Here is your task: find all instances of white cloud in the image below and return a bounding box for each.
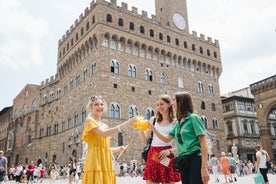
[0,0,48,71]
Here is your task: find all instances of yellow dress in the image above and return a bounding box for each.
[82,117,116,184]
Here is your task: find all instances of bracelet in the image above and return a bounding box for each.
[116,125,122,133]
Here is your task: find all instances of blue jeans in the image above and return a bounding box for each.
[179,155,202,184]
[0,171,5,182]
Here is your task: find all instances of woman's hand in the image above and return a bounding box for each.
[158,149,171,161]
[201,168,210,184]
[118,146,127,153]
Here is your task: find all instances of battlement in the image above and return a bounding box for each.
[191,31,219,47]
[40,73,59,88]
[58,0,156,46]
[58,0,219,48]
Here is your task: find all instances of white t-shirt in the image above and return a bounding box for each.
[256,150,268,169]
[151,122,174,147]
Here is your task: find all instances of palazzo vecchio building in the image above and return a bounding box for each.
[2,0,225,166]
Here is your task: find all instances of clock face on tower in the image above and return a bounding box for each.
[173,13,186,30]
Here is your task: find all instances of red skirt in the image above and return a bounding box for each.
[143,146,181,183]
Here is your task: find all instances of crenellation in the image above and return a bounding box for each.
[215,39,219,47]
[79,13,84,21]
[66,30,69,37]
[192,31,197,37]
[121,2,127,10]
[41,81,44,86]
[70,25,74,32]
[200,34,205,40]
[132,6,138,14]
[110,0,117,5]
[142,10,148,18]
[90,1,95,9]
[151,14,156,21]
[62,35,65,41]
[84,7,89,16]
[74,19,79,28]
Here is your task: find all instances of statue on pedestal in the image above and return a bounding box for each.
[231,143,239,161]
[82,141,88,160]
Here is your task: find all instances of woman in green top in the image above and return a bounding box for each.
[149,91,209,184]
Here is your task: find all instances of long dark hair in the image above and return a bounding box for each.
[156,94,174,123]
[174,91,194,122]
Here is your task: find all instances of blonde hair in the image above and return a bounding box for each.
[86,95,106,116]
[255,145,265,155]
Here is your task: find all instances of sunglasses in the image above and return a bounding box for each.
[90,95,103,100]
[177,131,183,144]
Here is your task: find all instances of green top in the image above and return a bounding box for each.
[169,113,205,156]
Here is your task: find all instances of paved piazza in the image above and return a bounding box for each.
[2,174,276,184]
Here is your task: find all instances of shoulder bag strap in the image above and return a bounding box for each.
[148,117,156,145]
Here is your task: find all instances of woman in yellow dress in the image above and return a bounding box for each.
[81,95,136,184]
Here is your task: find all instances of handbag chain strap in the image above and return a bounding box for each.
[148,117,156,145]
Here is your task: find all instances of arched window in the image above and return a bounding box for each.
[43,94,47,104]
[14,108,18,119]
[82,108,86,124]
[211,103,216,111]
[214,51,217,58]
[57,88,62,99]
[70,79,74,90]
[129,22,134,30]
[22,104,27,116]
[140,26,145,34]
[178,77,183,88]
[128,64,136,78]
[150,29,154,37]
[159,33,163,40]
[68,117,72,129]
[110,59,119,74]
[110,103,120,118]
[83,68,87,81]
[81,27,84,36]
[49,91,54,101]
[167,35,171,43]
[92,63,96,75]
[175,38,179,46]
[106,14,112,22]
[76,74,80,86]
[197,81,204,93]
[31,100,36,112]
[160,73,166,84]
[145,69,153,81]
[184,41,188,49]
[144,108,155,120]
[118,18,123,26]
[86,22,90,30]
[129,106,139,118]
[201,116,208,129]
[212,118,218,130]
[208,84,215,96]
[62,120,65,131]
[200,46,203,54]
[192,44,196,51]
[74,113,78,126]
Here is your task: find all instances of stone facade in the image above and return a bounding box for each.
[222,86,276,161]
[0,106,12,152]
[5,0,225,167]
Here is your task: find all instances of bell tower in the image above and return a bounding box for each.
[155,0,189,33]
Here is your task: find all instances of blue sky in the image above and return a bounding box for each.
[0,0,276,110]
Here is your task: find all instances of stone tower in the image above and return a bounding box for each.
[155,0,189,32]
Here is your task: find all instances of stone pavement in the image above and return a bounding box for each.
[2,173,276,183]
